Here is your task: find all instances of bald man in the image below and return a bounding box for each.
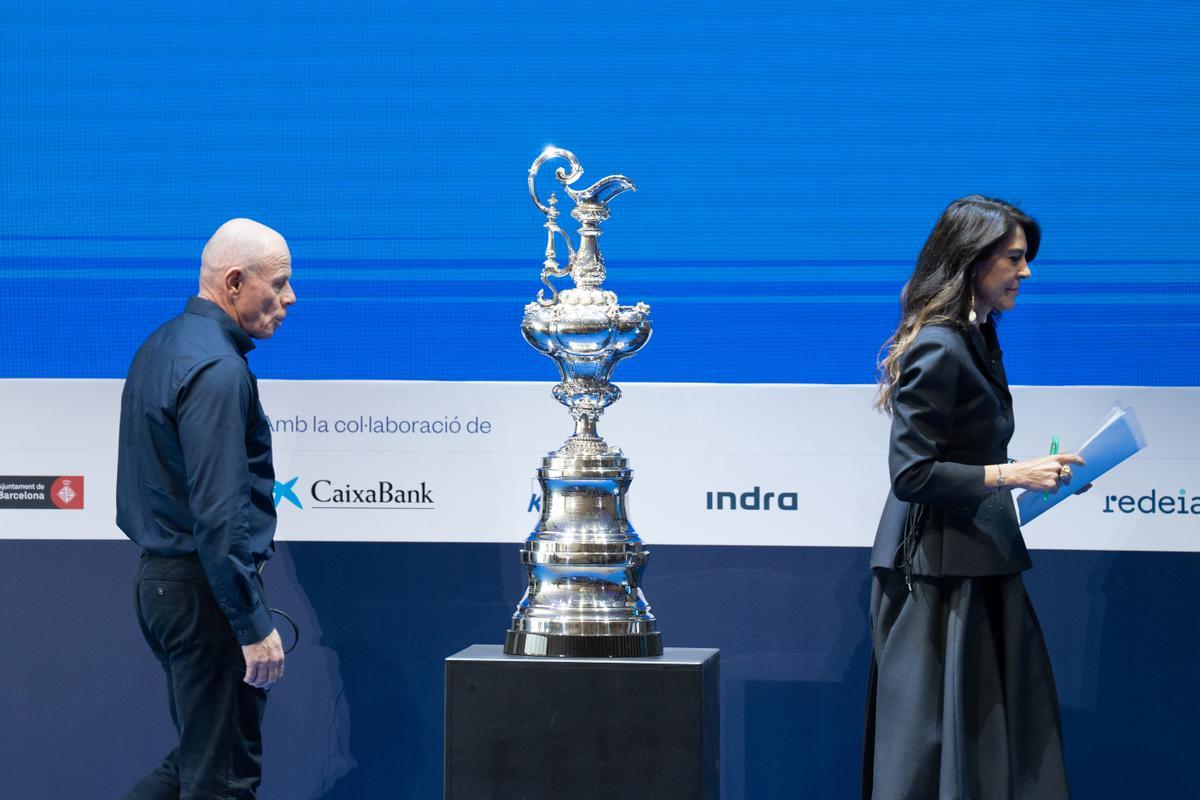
[117,219,296,799]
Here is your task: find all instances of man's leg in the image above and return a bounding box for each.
[124,555,181,800]
[124,750,182,800]
[169,612,268,799]
[129,554,268,800]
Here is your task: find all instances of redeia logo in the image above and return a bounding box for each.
[1102,489,1200,515]
[706,486,798,511]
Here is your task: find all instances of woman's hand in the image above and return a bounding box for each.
[1004,454,1086,493]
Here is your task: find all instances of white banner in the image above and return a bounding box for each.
[0,379,1196,551]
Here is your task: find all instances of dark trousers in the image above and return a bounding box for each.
[125,552,268,800]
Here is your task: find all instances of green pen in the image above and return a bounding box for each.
[1043,435,1059,500]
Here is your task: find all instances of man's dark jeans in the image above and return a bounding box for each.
[124,553,268,800]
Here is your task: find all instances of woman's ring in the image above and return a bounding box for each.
[1059,465,1072,481]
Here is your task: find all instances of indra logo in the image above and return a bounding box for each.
[1102,489,1200,516]
[706,486,798,511]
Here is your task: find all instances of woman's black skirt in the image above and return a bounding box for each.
[863,570,1070,800]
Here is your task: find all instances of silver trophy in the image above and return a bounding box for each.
[503,147,663,657]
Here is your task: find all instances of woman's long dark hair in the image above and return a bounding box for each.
[875,195,1040,414]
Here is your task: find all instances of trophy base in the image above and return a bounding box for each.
[504,629,663,658]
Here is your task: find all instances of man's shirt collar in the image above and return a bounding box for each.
[184,296,255,355]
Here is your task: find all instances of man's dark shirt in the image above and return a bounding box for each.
[117,296,276,645]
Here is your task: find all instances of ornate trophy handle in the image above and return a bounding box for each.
[530,148,586,306]
[528,147,584,215]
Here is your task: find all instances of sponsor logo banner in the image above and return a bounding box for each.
[304,478,434,509]
[0,379,1196,551]
[0,475,84,509]
[1102,489,1200,516]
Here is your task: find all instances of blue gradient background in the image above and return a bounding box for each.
[2,3,1198,799]
[2,2,1197,385]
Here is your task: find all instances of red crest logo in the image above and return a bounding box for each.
[50,476,84,510]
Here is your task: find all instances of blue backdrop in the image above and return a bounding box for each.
[1,3,1198,798]
[2,2,1197,385]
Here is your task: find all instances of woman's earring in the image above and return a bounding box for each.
[968,294,977,325]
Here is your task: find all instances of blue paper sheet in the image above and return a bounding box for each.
[1017,405,1149,525]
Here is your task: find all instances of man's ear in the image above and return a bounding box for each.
[224,267,245,296]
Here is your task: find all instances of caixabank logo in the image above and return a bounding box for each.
[274,476,434,510]
[0,475,85,510]
[1102,488,1200,516]
[706,486,799,511]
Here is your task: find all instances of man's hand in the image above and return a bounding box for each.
[241,629,285,689]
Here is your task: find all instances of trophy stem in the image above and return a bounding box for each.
[576,414,595,437]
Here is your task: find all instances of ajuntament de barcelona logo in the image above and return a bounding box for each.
[0,475,85,509]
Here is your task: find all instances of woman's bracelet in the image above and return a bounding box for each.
[996,463,1006,491]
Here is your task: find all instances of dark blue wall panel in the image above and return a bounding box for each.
[1,541,1196,799]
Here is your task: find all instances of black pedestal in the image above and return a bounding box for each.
[444,644,719,800]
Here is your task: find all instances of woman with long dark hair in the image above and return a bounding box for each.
[863,196,1082,799]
